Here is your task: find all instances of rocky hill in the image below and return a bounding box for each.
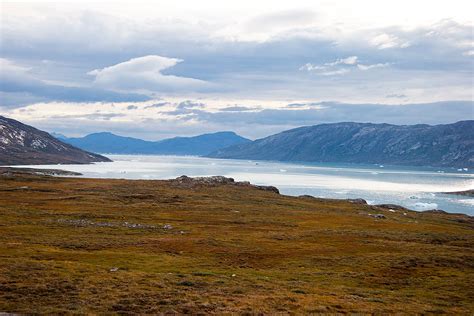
[0,116,111,165]
[208,121,474,168]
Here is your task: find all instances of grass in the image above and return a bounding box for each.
[0,172,473,314]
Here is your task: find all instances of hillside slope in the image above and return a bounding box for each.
[0,116,111,165]
[60,131,251,155]
[208,121,474,168]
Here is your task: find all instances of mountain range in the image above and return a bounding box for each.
[57,131,251,156]
[208,121,474,168]
[2,116,472,168]
[0,116,110,165]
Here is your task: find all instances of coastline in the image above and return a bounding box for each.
[1,166,471,217]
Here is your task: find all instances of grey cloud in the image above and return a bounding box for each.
[175,101,474,128]
[286,102,324,108]
[219,106,258,112]
[15,100,473,141]
[0,60,150,108]
[386,94,408,99]
[177,100,205,109]
[1,11,472,107]
[49,113,126,121]
[144,102,170,109]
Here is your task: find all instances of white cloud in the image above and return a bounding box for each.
[329,56,358,66]
[463,50,474,56]
[370,33,411,49]
[300,56,389,76]
[88,55,208,93]
[357,63,390,70]
[319,69,351,76]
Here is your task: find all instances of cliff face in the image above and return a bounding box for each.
[0,116,111,165]
[209,121,474,168]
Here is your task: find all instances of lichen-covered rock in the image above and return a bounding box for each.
[169,175,279,194]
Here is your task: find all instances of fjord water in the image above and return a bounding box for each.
[19,155,474,215]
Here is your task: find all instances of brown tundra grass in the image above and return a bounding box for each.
[0,171,473,314]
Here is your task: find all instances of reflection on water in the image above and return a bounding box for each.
[13,155,474,215]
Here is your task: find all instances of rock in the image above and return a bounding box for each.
[375,204,409,211]
[369,213,386,219]
[298,195,317,199]
[169,175,279,194]
[109,267,119,272]
[255,185,280,194]
[347,198,367,204]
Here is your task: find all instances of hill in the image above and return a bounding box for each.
[59,131,251,155]
[208,121,474,168]
[0,116,111,165]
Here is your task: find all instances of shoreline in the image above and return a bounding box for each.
[2,166,471,217]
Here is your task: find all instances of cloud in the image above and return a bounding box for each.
[370,33,411,49]
[176,100,205,109]
[175,101,474,133]
[235,10,318,41]
[357,63,390,70]
[300,56,390,76]
[0,58,150,108]
[88,55,208,93]
[144,102,170,109]
[1,7,473,106]
[219,106,258,112]
[386,93,408,99]
[328,56,358,66]
[5,99,472,140]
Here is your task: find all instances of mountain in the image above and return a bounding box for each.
[59,131,251,156]
[208,121,474,168]
[0,116,111,165]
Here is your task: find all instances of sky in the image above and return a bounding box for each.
[0,0,473,139]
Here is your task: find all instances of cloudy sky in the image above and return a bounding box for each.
[1,0,473,139]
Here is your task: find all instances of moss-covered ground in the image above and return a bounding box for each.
[0,172,473,314]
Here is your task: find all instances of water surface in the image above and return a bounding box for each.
[14,155,474,215]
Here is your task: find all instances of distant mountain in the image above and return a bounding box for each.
[59,131,251,156]
[208,121,474,168]
[0,116,111,165]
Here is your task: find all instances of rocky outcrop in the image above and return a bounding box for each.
[0,116,111,165]
[169,175,280,194]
